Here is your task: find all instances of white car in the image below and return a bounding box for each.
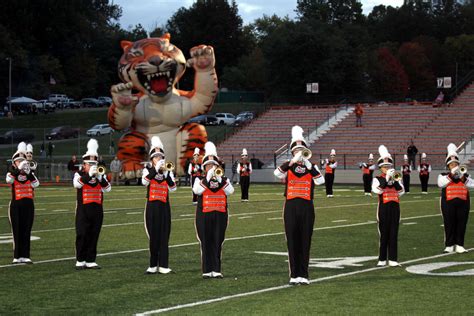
[215,113,236,125]
[86,124,113,136]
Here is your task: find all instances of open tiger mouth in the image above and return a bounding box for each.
[137,70,175,96]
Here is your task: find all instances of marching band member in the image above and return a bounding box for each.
[73,139,111,270]
[6,142,39,264]
[359,153,375,196]
[142,136,177,274]
[417,153,431,194]
[193,142,234,278]
[372,145,404,267]
[274,126,324,285]
[401,154,412,194]
[322,149,337,197]
[438,143,474,254]
[237,148,252,201]
[188,148,202,205]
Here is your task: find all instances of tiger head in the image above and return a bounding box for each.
[118,33,186,101]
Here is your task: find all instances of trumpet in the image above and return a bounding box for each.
[162,161,175,172]
[392,171,402,182]
[28,160,37,171]
[459,165,467,175]
[214,166,224,177]
[97,165,107,176]
[301,148,312,160]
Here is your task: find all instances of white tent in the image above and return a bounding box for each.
[10,96,38,103]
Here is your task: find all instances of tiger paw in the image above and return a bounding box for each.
[111,82,139,109]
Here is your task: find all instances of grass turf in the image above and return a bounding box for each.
[0,184,473,314]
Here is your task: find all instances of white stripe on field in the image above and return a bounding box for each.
[238,216,253,219]
[267,217,282,221]
[402,222,417,225]
[134,249,472,315]
[332,220,347,223]
[126,212,142,215]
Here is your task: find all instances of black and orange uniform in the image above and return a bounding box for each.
[438,172,474,248]
[360,163,375,194]
[372,175,405,262]
[194,176,232,274]
[6,167,39,261]
[142,167,176,269]
[275,161,324,279]
[73,171,111,264]
[418,162,431,193]
[401,163,412,193]
[237,160,252,200]
[188,161,202,203]
[324,159,337,196]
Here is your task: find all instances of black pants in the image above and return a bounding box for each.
[195,209,228,273]
[420,175,429,192]
[145,201,171,268]
[240,176,250,200]
[363,174,372,193]
[284,199,315,278]
[9,199,35,259]
[192,176,198,202]
[403,174,410,193]
[75,204,103,262]
[377,202,400,261]
[325,173,334,195]
[441,198,470,247]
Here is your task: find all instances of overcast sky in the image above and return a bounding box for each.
[114,0,404,31]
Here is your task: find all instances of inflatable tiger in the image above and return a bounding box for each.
[108,33,217,178]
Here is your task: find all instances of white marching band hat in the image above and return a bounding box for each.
[26,143,33,154]
[330,149,336,157]
[377,145,393,167]
[82,139,99,162]
[445,143,459,165]
[193,147,200,156]
[290,126,308,152]
[202,142,219,167]
[368,153,374,161]
[12,142,27,162]
[241,148,248,156]
[421,153,427,159]
[404,154,408,160]
[149,136,165,158]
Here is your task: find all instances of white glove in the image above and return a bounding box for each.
[303,158,312,170]
[291,151,302,164]
[168,171,175,182]
[450,166,460,175]
[206,167,215,182]
[155,160,165,172]
[216,175,222,183]
[97,174,103,181]
[387,180,394,186]
[163,170,169,178]
[387,168,396,179]
[142,168,149,178]
[89,165,98,177]
[18,161,30,174]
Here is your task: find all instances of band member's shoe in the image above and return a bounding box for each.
[192,202,198,205]
[146,267,157,274]
[20,258,33,264]
[202,272,212,279]
[289,278,299,285]
[455,245,468,253]
[75,261,86,270]
[212,272,223,278]
[85,262,101,269]
[421,192,428,194]
[298,277,310,285]
[12,258,21,264]
[242,199,249,202]
[443,246,454,253]
[388,261,401,267]
[376,260,386,267]
[327,195,334,198]
[158,267,172,274]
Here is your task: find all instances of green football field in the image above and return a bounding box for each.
[0,183,473,315]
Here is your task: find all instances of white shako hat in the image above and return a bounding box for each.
[330,149,336,157]
[368,153,374,161]
[149,136,165,158]
[12,142,27,162]
[289,126,308,152]
[421,153,427,160]
[404,154,408,161]
[82,139,99,163]
[377,145,393,167]
[193,147,200,157]
[26,143,33,154]
[445,143,459,165]
[202,142,220,167]
[241,148,248,157]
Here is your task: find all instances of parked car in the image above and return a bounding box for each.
[215,113,236,125]
[205,114,218,126]
[0,129,34,144]
[48,94,68,103]
[34,100,56,112]
[98,96,112,107]
[187,114,218,126]
[62,99,82,109]
[81,98,101,107]
[86,124,113,136]
[233,111,255,126]
[46,126,80,140]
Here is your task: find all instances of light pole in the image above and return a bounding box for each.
[6,57,12,113]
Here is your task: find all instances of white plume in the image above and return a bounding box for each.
[151,136,163,150]
[378,145,390,158]
[330,149,336,156]
[193,147,200,155]
[26,143,33,153]
[291,126,304,141]
[87,139,99,152]
[421,153,427,159]
[404,154,408,160]
[242,148,248,156]
[17,142,27,153]
[204,141,218,157]
[447,143,457,156]
[368,153,374,160]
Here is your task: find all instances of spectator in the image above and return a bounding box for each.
[231,160,238,184]
[355,103,364,127]
[98,156,106,167]
[47,142,54,158]
[40,142,45,157]
[435,91,444,106]
[67,155,80,179]
[407,140,418,169]
[109,140,115,155]
[109,156,122,185]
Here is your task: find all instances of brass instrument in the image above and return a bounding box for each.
[392,171,402,182]
[163,161,175,172]
[301,148,312,160]
[97,165,107,176]
[28,160,37,171]
[214,166,224,177]
[459,165,467,175]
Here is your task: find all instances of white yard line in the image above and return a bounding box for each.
[402,222,417,225]
[267,217,282,221]
[238,216,253,219]
[332,220,347,223]
[134,249,472,315]
[126,212,142,215]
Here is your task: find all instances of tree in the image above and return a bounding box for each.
[398,42,435,97]
[296,0,364,25]
[370,47,409,99]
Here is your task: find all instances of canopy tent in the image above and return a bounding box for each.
[10,96,38,103]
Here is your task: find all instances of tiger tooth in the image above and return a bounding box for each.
[147,75,151,80]
[166,71,170,77]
